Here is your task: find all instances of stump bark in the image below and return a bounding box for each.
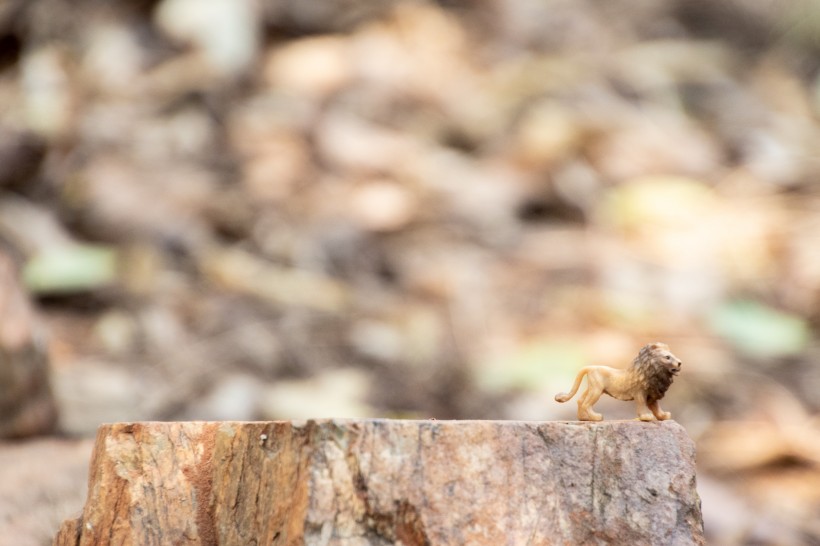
[54,419,704,546]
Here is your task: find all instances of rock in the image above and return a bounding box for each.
[0,251,57,438]
[198,247,351,313]
[0,437,92,546]
[264,36,353,100]
[21,45,75,139]
[259,368,374,420]
[347,180,417,232]
[50,358,145,436]
[155,0,261,75]
[0,129,46,190]
[262,0,406,34]
[54,419,704,545]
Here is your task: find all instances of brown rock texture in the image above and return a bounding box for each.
[54,419,704,546]
[0,437,93,546]
[0,251,57,438]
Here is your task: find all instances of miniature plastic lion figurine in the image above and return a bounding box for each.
[554,342,682,421]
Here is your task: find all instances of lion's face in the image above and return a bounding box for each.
[651,343,682,375]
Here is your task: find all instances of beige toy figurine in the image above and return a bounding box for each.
[554,342,682,421]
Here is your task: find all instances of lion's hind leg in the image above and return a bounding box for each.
[577,384,604,421]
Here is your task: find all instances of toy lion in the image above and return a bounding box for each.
[554,342,682,421]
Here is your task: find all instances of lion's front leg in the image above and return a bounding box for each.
[634,394,655,421]
[648,399,671,420]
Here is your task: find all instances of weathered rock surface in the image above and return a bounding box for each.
[0,437,93,546]
[54,419,704,545]
[0,251,57,438]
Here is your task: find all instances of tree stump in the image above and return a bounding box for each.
[54,419,704,545]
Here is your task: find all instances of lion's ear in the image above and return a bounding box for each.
[650,342,667,349]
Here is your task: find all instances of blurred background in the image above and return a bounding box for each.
[1,0,819,544]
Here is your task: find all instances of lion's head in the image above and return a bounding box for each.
[631,342,682,403]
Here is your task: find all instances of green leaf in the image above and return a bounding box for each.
[24,244,118,294]
[708,300,809,358]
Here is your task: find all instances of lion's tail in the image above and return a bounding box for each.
[554,368,591,403]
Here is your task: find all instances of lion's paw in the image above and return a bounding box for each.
[578,412,603,421]
[656,411,672,420]
[638,413,656,422]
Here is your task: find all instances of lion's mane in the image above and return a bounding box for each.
[632,342,677,404]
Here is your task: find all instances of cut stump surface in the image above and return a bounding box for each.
[54,419,704,545]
